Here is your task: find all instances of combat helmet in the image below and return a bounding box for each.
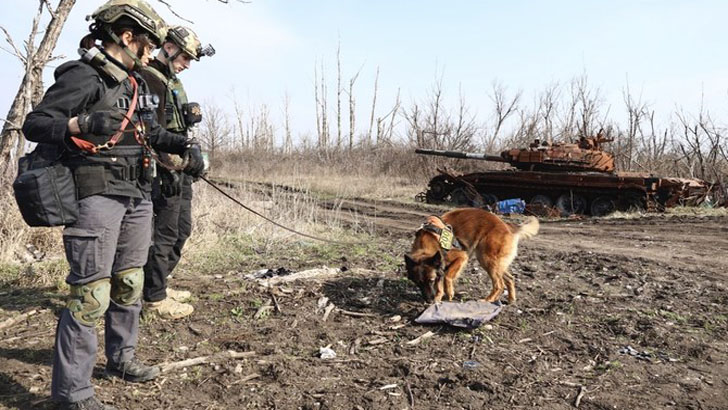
[166,26,215,61]
[90,0,167,45]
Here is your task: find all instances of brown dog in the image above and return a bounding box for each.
[404,208,539,303]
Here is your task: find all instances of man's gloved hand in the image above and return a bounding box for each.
[160,169,181,197]
[78,110,125,135]
[183,143,205,178]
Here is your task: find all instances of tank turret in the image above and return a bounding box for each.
[416,135,616,173]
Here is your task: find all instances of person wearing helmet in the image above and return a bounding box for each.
[21,1,204,409]
[140,26,214,320]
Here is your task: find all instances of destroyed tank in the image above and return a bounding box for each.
[416,135,709,216]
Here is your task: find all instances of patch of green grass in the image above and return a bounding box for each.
[230,306,246,318]
[659,309,687,324]
[208,293,224,302]
[249,298,263,308]
[594,360,622,373]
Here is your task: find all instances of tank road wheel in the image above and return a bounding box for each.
[481,193,498,206]
[425,176,451,203]
[528,195,553,216]
[449,188,475,207]
[556,192,587,216]
[530,195,553,208]
[590,196,617,217]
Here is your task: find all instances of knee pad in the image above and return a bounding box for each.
[111,267,144,305]
[67,278,111,327]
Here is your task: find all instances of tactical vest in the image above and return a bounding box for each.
[64,56,153,199]
[142,65,189,133]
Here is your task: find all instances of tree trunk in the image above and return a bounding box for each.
[0,0,77,181]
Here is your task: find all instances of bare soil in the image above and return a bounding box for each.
[1,194,727,410]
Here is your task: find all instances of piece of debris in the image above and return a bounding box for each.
[462,360,480,369]
[254,267,340,286]
[317,297,330,311]
[389,315,402,322]
[246,267,293,280]
[319,346,337,359]
[379,384,398,390]
[415,301,502,328]
[619,345,653,361]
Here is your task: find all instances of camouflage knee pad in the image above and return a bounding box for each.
[111,267,144,305]
[67,278,111,327]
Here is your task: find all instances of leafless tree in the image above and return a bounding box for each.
[198,103,232,163]
[0,0,76,181]
[283,92,292,154]
[484,81,521,151]
[347,67,362,151]
[367,67,379,146]
[336,39,342,149]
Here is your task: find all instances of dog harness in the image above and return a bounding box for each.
[419,215,462,251]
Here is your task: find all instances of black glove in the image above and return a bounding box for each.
[78,110,125,135]
[183,143,205,178]
[160,169,181,197]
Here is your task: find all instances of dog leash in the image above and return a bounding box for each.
[200,176,368,245]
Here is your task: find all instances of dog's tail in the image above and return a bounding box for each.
[515,216,539,240]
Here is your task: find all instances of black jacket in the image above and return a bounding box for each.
[23,57,190,199]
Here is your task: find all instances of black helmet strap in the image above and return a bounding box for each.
[104,25,144,71]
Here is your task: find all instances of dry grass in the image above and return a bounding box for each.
[212,147,437,202]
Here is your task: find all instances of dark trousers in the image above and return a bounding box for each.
[143,177,192,302]
[52,195,151,403]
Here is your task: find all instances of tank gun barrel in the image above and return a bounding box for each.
[415,148,507,163]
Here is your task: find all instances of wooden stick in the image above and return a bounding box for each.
[0,309,45,331]
[337,308,377,318]
[574,386,585,408]
[227,373,261,387]
[406,381,415,408]
[406,331,435,346]
[269,290,282,314]
[322,304,335,322]
[160,350,255,373]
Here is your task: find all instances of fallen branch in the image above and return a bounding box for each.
[159,350,255,373]
[0,309,46,331]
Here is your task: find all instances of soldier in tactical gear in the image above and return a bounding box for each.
[140,26,213,320]
[21,1,204,409]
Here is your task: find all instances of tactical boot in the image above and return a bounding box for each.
[58,396,117,410]
[105,356,160,382]
[166,287,192,302]
[144,297,194,320]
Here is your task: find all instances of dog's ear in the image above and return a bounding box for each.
[424,251,442,268]
[404,254,415,271]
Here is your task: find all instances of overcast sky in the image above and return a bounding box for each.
[1,0,726,144]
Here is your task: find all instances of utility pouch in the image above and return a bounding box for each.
[182,102,202,126]
[13,144,78,227]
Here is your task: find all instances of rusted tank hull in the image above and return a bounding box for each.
[420,169,708,216]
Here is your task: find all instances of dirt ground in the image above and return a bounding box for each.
[1,196,727,409]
